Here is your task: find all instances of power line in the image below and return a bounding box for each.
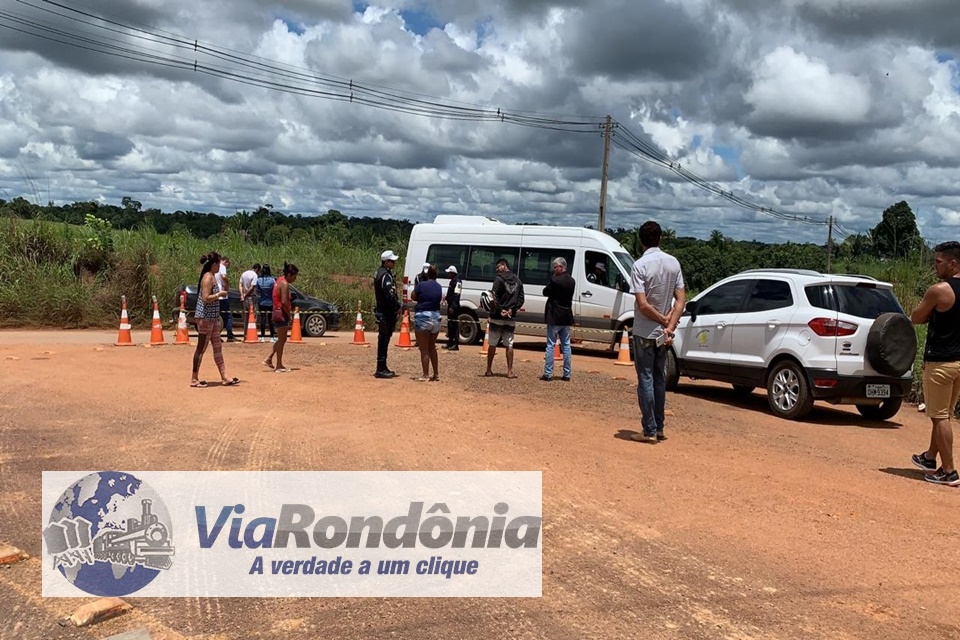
[2,0,833,229]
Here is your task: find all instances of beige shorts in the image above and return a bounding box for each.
[487,322,515,349]
[923,361,960,419]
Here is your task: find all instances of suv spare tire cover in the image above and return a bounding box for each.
[866,313,917,377]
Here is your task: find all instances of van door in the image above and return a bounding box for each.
[517,247,576,335]
[576,250,630,343]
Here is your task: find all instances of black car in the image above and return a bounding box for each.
[172,285,340,337]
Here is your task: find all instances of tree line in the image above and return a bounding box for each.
[0,196,932,295]
[0,197,414,244]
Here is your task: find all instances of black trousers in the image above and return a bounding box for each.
[376,313,396,371]
[446,308,459,345]
[258,304,275,338]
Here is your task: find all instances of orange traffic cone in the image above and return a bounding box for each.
[289,307,304,343]
[351,301,368,345]
[479,319,490,356]
[114,296,135,346]
[174,291,191,345]
[614,327,633,366]
[243,304,259,343]
[396,310,413,348]
[553,342,563,361]
[149,295,166,345]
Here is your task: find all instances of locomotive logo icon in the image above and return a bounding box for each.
[44,472,174,596]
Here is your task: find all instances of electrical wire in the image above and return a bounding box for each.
[1,0,834,229]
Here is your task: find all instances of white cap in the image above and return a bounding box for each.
[445,265,458,274]
[381,250,399,261]
[595,262,606,270]
[422,262,431,269]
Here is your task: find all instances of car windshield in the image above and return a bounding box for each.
[835,285,904,319]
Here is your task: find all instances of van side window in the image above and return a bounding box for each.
[466,246,520,282]
[520,248,575,286]
[426,244,467,275]
[697,280,751,315]
[584,251,614,288]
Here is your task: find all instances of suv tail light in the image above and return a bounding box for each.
[808,317,858,337]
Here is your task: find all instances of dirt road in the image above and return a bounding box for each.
[1,330,958,639]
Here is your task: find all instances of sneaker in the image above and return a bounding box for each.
[912,452,938,472]
[629,433,658,443]
[656,432,667,441]
[561,376,570,382]
[374,371,395,379]
[924,468,960,487]
[539,375,552,381]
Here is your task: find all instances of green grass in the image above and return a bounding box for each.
[0,216,405,329]
[1,215,953,411]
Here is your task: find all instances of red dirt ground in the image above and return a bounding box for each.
[1,329,958,639]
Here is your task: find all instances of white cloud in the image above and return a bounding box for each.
[745,46,871,126]
[1,0,959,244]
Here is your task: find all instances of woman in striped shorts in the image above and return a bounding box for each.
[192,252,240,388]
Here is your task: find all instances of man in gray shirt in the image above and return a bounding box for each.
[629,221,685,443]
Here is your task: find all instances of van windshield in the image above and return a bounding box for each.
[614,252,635,276]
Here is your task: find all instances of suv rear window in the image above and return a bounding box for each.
[804,284,904,319]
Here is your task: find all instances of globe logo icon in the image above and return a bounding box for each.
[43,472,174,597]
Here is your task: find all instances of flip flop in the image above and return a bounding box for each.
[262,359,274,369]
[275,368,289,373]
[415,376,430,382]
[223,378,240,386]
[190,380,208,388]
[429,376,440,382]
[484,371,494,377]
[506,373,518,379]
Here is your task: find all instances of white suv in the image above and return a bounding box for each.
[666,269,917,420]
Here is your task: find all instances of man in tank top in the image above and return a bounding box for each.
[910,241,960,487]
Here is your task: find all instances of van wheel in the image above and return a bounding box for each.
[732,385,755,395]
[665,349,679,391]
[856,397,902,421]
[457,311,480,345]
[766,361,814,420]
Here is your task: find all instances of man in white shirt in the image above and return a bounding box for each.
[239,263,261,333]
[216,256,238,341]
[629,221,685,443]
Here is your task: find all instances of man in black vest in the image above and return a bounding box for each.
[374,250,402,379]
[910,240,960,486]
[443,266,462,351]
[541,257,576,381]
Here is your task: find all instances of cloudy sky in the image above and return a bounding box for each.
[1,0,959,244]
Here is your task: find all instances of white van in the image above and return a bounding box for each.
[402,215,638,348]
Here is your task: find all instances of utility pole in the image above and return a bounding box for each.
[826,215,834,273]
[597,115,612,233]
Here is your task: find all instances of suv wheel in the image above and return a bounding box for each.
[856,397,903,421]
[303,313,327,337]
[766,361,814,420]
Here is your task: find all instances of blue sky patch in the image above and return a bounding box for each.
[400,8,444,35]
[274,14,305,35]
[712,144,744,179]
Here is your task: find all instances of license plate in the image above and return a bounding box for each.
[866,384,890,399]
